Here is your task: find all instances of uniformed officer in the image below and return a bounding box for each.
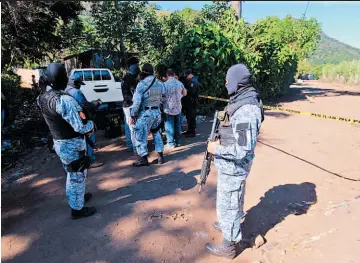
[122,57,140,154]
[130,63,165,166]
[181,69,199,137]
[37,63,96,220]
[65,76,104,168]
[205,63,264,258]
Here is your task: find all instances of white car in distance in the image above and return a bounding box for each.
[68,68,123,104]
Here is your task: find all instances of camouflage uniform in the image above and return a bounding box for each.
[131,76,165,157]
[42,93,94,210]
[214,104,262,242]
[65,85,97,162]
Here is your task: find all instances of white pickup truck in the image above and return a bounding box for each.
[68,68,124,104]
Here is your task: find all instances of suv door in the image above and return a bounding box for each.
[79,70,98,102]
[98,69,123,103]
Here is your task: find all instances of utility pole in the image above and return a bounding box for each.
[231,1,243,20]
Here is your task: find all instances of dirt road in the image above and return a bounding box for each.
[2,81,360,263]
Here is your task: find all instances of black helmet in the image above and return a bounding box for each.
[46,63,68,90]
[141,63,154,75]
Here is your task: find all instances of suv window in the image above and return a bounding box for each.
[84,70,92,81]
[93,70,101,81]
[101,70,112,81]
[73,71,83,81]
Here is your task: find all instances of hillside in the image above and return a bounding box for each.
[309,32,360,64]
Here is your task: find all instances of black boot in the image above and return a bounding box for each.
[157,152,165,164]
[185,131,196,137]
[213,221,222,232]
[71,207,97,220]
[84,193,92,203]
[205,239,237,259]
[133,155,149,167]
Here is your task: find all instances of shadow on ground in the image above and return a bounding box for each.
[242,182,317,242]
[1,121,213,263]
[279,85,360,103]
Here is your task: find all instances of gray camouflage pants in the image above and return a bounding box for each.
[133,109,164,157]
[216,171,246,242]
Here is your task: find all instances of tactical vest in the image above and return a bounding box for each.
[217,109,237,147]
[146,81,162,108]
[38,90,82,140]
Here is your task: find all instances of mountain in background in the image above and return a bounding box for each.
[309,32,360,64]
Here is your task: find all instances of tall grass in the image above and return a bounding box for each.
[320,60,360,85]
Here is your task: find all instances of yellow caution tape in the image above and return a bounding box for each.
[199,95,360,124]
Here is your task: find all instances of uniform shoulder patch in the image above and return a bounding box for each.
[235,123,249,131]
[235,122,249,146]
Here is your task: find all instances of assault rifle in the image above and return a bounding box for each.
[198,110,220,193]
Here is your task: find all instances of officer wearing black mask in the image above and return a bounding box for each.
[37,63,97,220]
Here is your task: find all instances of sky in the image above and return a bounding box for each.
[151,1,360,49]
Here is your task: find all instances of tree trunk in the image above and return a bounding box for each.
[114,0,127,69]
[119,37,127,69]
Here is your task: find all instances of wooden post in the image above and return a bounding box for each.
[231,1,242,20]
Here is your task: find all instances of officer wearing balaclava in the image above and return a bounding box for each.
[205,63,264,259]
[37,63,97,220]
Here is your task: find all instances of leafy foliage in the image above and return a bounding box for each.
[199,1,231,24]
[320,61,360,84]
[2,1,324,103]
[177,8,202,27]
[91,1,148,66]
[166,23,241,98]
[1,74,30,123]
[299,60,360,84]
[162,9,320,101]
[1,1,84,70]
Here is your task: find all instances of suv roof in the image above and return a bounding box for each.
[72,68,111,71]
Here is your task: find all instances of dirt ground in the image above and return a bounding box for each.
[2,80,360,263]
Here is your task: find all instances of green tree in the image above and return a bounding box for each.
[177,8,202,27]
[91,1,148,68]
[199,1,231,24]
[1,1,84,70]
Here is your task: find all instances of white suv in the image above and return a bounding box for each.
[69,68,123,104]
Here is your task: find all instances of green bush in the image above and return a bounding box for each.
[1,74,37,125]
[164,22,242,113]
[161,12,317,103]
[320,60,360,84]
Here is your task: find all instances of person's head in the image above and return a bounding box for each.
[32,75,35,78]
[39,76,48,90]
[128,64,140,77]
[139,63,154,80]
[225,63,252,95]
[127,56,139,66]
[166,68,175,79]
[46,63,68,90]
[184,69,194,80]
[174,71,179,80]
[68,76,85,89]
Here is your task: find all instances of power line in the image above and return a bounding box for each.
[302,1,310,20]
